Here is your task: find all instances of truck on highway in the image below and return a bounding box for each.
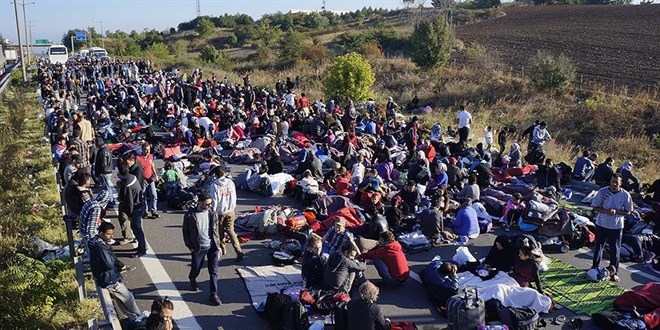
[4,47,18,65]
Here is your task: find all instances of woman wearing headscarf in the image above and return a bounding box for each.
[507,142,522,168]
[408,150,431,184]
[482,235,516,272]
[617,160,640,193]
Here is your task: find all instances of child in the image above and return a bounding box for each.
[484,126,494,151]
[351,155,366,186]
[511,246,544,294]
[162,162,180,197]
[500,193,526,231]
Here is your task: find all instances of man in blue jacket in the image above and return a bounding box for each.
[88,222,144,321]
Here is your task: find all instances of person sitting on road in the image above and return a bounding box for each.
[359,231,410,287]
[346,282,391,330]
[617,160,640,193]
[146,297,174,330]
[447,198,480,242]
[323,243,366,293]
[302,233,326,289]
[458,173,480,202]
[482,235,516,272]
[396,180,422,215]
[421,260,459,308]
[511,245,544,294]
[420,196,445,244]
[593,156,615,187]
[322,217,357,255]
[573,151,597,182]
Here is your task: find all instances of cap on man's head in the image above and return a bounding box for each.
[336,217,347,226]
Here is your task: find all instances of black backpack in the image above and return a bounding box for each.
[166,189,198,210]
[264,292,292,330]
[281,301,309,330]
[498,306,540,330]
[333,304,348,330]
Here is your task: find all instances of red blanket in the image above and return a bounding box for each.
[614,282,660,313]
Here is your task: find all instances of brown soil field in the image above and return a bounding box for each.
[456,4,660,90]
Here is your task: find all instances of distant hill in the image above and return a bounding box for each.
[456,4,660,90]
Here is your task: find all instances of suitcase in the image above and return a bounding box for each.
[446,287,485,330]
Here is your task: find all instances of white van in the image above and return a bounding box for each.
[89,47,108,58]
[47,45,69,64]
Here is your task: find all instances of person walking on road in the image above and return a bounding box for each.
[209,166,244,261]
[118,163,147,258]
[182,193,223,305]
[137,142,160,219]
[590,173,633,282]
[88,222,146,321]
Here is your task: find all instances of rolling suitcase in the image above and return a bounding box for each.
[446,287,485,330]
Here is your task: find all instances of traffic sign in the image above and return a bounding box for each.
[75,31,87,41]
[34,39,50,45]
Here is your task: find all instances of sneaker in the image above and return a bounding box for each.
[120,265,137,273]
[235,252,245,262]
[190,279,199,291]
[130,252,146,258]
[209,294,222,306]
[135,310,151,323]
[119,238,137,245]
[151,212,160,219]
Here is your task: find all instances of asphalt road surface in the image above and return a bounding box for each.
[97,153,659,330]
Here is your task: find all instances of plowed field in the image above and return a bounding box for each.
[456,4,660,90]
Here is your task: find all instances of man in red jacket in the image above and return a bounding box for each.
[360,231,410,287]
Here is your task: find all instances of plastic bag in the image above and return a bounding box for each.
[452,246,477,266]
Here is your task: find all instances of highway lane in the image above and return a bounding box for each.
[102,154,656,330]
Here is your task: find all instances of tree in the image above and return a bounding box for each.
[527,51,576,93]
[252,18,282,47]
[0,33,9,49]
[169,40,189,58]
[323,52,375,102]
[196,17,215,37]
[143,42,171,61]
[302,44,332,76]
[277,31,305,68]
[198,45,232,68]
[410,15,454,69]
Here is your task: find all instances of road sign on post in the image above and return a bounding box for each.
[34,39,50,45]
[75,31,87,41]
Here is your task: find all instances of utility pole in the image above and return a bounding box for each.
[94,20,104,49]
[71,36,75,53]
[196,0,201,17]
[19,1,35,63]
[28,21,34,60]
[13,0,27,81]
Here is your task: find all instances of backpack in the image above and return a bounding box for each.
[498,306,540,330]
[264,292,292,329]
[282,301,309,330]
[333,304,348,330]
[166,189,198,210]
[569,224,595,249]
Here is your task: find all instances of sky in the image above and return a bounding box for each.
[0,0,405,46]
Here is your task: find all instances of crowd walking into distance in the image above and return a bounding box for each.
[39,54,659,330]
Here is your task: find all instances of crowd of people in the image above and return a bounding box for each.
[37,53,659,330]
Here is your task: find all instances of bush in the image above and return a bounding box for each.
[410,15,454,69]
[196,17,215,37]
[143,42,172,61]
[198,45,233,69]
[527,51,576,92]
[277,31,305,69]
[323,52,375,101]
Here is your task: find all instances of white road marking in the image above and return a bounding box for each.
[140,245,202,330]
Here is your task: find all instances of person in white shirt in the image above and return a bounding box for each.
[209,167,244,261]
[455,105,472,147]
[590,174,633,282]
[351,155,366,186]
